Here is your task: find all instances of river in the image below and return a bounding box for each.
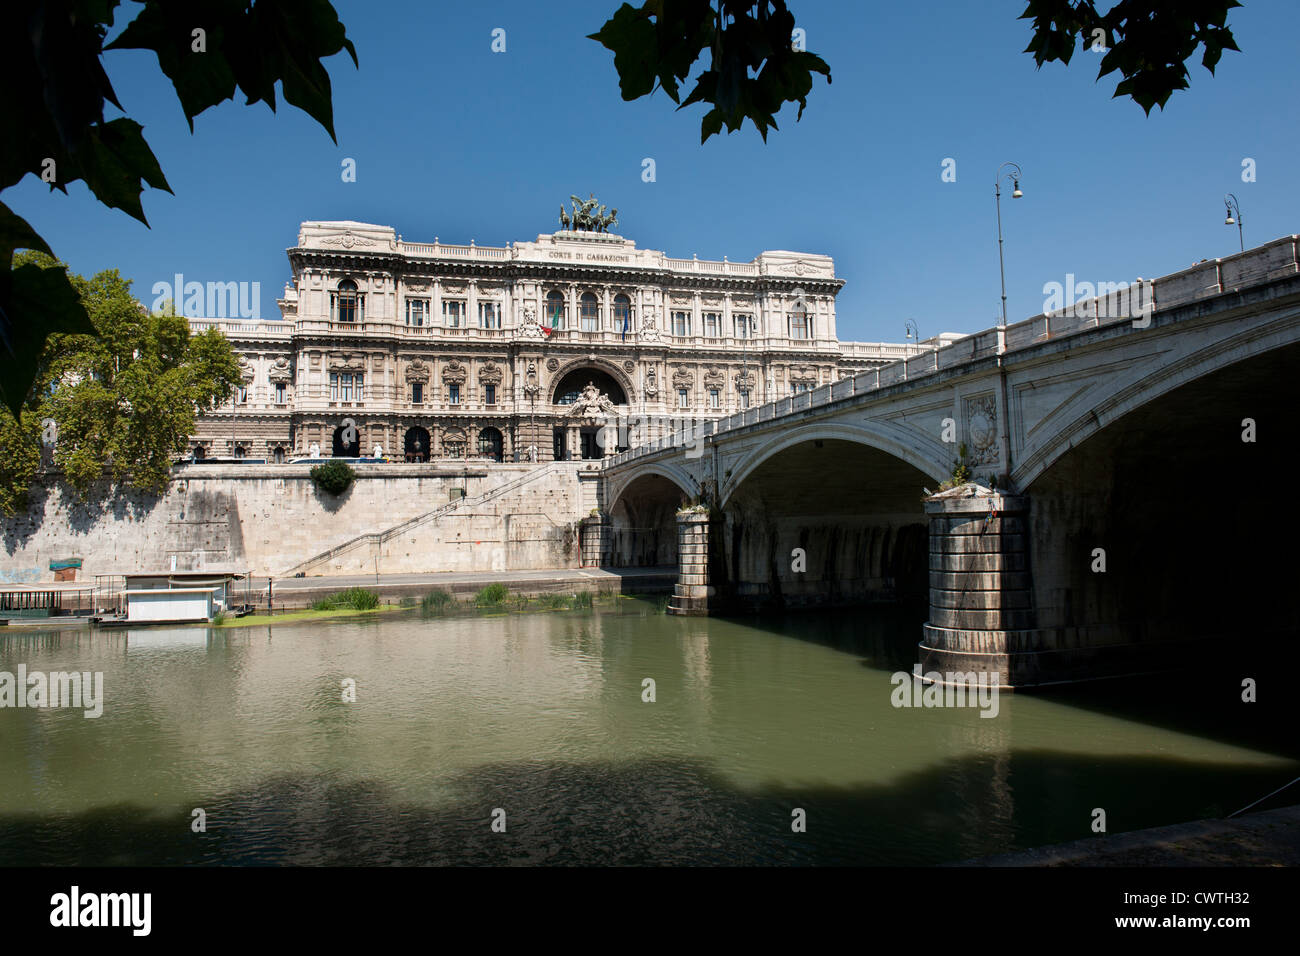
[1,601,1294,865]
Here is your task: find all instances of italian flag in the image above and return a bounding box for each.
[543,307,560,336]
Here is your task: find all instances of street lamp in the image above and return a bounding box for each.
[904,319,920,355]
[1224,193,1244,253]
[995,162,1024,335]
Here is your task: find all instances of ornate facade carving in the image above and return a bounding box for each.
[442,360,467,385]
[405,360,430,384]
[479,362,503,385]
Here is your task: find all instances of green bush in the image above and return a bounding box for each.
[310,460,356,495]
[211,610,226,625]
[536,593,568,610]
[420,588,453,613]
[475,582,509,606]
[399,596,416,608]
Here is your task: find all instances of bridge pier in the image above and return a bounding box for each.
[667,511,721,616]
[919,487,1035,688]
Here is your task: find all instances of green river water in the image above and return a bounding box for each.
[1,600,1294,865]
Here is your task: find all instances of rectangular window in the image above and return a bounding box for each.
[579,297,600,332]
[709,388,720,409]
[790,381,813,395]
[479,301,501,329]
[449,384,461,405]
[411,382,423,404]
[340,373,353,402]
[735,314,753,338]
[677,388,689,409]
[704,312,720,337]
[329,372,338,401]
[739,389,751,409]
[672,311,691,336]
[355,373,363,403]
[275,383,286,404]
[789,312,810,339]
[485,384,496,405]
[406,298,428,326]
[443,300,465,328]
[237,386,248,405]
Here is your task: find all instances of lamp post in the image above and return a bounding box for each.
[993,162,1023,486]
[994,162,1024,340]
[904,319,920,356]
[1224,193,1244,253]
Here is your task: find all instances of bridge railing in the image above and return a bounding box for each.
[602,235,1299,471]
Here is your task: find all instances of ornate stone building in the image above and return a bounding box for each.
[187,218,923,463]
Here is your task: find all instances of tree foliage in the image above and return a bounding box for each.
[1020,0,1242,113]
[590,0,830,143]
[0,252,240,515]
[0,0,356,418]
[591,0,1243,141]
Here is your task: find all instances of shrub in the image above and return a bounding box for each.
[475,583,509,606]
[399,596,416,608]
[536,593,568,610]
[310,460,355,495]
[211,610,226,625]
[420,588,453,613]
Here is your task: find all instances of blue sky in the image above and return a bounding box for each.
[7,0,1297,343]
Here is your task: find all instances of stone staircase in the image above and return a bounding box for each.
[281,462,574,576]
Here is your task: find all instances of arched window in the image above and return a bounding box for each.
[545,290,565,330]
[272,446,285,463]
[579,292,600,332]
[332,279,364,323]
[477,427,504,462]
[613,293,633,334]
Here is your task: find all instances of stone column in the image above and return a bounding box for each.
[918,487,1034,688]
[668,511,719,616]
[580,514,610,568]
[567,424,580,461]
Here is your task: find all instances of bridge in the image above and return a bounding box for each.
[594,236,1300,687]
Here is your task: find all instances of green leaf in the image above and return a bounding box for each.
[0,260,96,418]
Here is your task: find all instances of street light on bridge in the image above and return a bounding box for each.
[994,162,1024,340]
[904,319,920,356]
[1224,193,1244,253]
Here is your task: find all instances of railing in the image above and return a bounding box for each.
[602,235,1300,470]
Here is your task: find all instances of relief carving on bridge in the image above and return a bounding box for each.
[964,393,1000,465]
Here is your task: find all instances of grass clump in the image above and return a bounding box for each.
[420,588,454,613]
[572,591,593,609]
[312,587,380,611]
[535,593,569,610]
[474,582,509,607]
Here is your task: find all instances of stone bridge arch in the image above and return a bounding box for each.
[599,462,697,569]
[1014,307,1300,489]
[720,421,950,507]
